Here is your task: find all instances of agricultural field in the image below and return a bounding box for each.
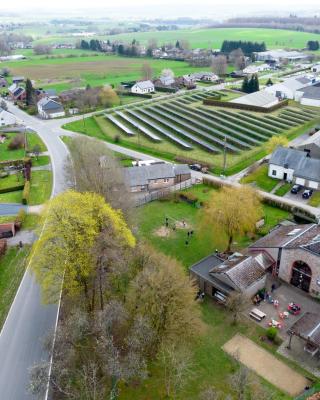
[1,53,215,93]
[29,27,320,50]
[65,89,320,175]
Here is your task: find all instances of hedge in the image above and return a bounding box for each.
[22,181,30,205]
[154,86,178,93]
[0,184,25,194]
[117,91,153,99]
[203,98,289,113]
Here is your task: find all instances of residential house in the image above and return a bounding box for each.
[190,252,274,302]
[242,64,270,75]
[159,75,175,86]
[12,76,25,84]
[254,50,308,63]
[131,80,155,94]
[123,163,191,192]
[0,107,21,126]
[268,146,320,189]
[8,84,26,102]
[189,71,219,82]
[295,82,320,107]
[297,131,320,159]
[311,64,320,73]
[265,75,315,100]
[37,97,65,119]
[250,223,320,296]
[231,90,279,108]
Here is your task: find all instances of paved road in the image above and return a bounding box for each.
[0,203,27,215]
[0,102,70,400]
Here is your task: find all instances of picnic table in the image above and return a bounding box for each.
[268,319,282,329]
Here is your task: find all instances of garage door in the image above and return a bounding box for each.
[308,181,319,189]
[296,178,305,186]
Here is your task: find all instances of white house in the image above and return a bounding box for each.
[0,107,21,127]
[254,50,308,63]
[189,71,219,82]
[159,75,175,86]
[37,97,65,119]
[268,146,320,189]
[131,80,155,94]
[265,76,314,100]
[242,63,270,75]
[311,64,320,73]
[295,82,320,107]
[231,90,279,108]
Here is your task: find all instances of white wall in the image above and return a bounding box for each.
[268,164,294,181]
[300,98,320,107]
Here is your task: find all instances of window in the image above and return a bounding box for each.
[272,170,277,176]
[164,178,169,183]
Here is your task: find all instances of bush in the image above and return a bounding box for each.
[179,192,198,204]
[266,327,278,342]
[22,181,30,205]
[114,134,121,143]
[7,134,25,150]
[15,208,26,225]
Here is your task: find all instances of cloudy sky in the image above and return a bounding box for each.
[1,0,319,17]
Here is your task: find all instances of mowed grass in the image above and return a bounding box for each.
[134,184,290,267]
[103,27,320,50]
[2,53,213,93]
[0,133,25,161]
[241,164,281,192]
[0,246,30,329]
[308,191,320,207]
[29,170,53,205]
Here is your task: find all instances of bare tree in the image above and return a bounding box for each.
[65,136,132,215]
[211,55,227,76]
[199,386,223,400]
[229,48,246,70]
[225,291,249,325]
[229,365,250,400]
[141,62,153,80]
[0,38,11,56]
[33,44,52,55]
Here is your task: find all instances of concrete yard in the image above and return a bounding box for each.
[223,334,310,397]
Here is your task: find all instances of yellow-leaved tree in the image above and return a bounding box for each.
[31,190,135,310]
[266,135,289,154]
[204,186,262,252]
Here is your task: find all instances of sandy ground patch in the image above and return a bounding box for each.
[154,220,192,237]
[154,226,171,237]
[223,334,310,397]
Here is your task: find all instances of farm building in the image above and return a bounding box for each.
[123,163,190,192]
[0,77,7,88]
[297,130,320,159]
[189,72,219,82]
[37,97,65,119]
[131,80,155,94]
[250,224,320,296]
[12,76,25,84]
[231,90,279,108]
[0,107,21,126]
[242,64,270,74]
[254,50,308,63]
[265,75,315,100]
[268,146,320,189]
[190,252,274,302]
[295,82,320,107]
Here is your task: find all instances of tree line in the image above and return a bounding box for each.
[221,40,266,55]
[241,74,260,93]
[307,40,320,51]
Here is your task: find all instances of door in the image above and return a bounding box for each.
[283,172,287,181]
[290,261,312,292]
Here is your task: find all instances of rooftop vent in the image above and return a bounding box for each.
[287,228,302,236]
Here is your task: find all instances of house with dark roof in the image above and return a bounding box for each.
[297,130,320,159]
[131,80,155,94]
[265,75,315,100]
[250,223,320,296]
[123,163,190,192]
[8,84,26,102]
[295,82,320,107]
[268,146,320,189]
[37,97,65,119]
[190,252,274,302]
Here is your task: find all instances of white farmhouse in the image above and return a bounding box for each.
[265,76,314,100]
[37,97,65,119]
[269,146,320,189]
[131,80,155,94]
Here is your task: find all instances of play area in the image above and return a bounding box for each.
[223,334,310,397]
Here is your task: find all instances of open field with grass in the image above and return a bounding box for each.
[2,53,213,93]
[29,170,53,205]
[30,28,320,50]
[309,191,320,207]
[64,90,320,175]
[0,246,30,329]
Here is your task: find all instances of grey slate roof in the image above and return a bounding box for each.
[133,80,154,90]
[269,146,320,182]
[38,97,63,112]
[297,82,320,100]
[123,163,190,187]
[291,312,320,346]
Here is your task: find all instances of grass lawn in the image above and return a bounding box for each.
[135,184,290,268]
[308,191,320,207]
[0,133,25,161]
[26,132,47,152]
[0,246,30,329]
[241,165,279,192]
[0,173,24,190]
[31,155,51,167]
[0,213,41,230]
[29,170,53,205]
[0,190,23,203]
[275,182,292,197]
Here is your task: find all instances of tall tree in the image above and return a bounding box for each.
[25,78,34,106]
[141,62,153,80]
[211,55,227,76]
[241,75,249,93]
[266,135,289,153]
[204,186,262,252]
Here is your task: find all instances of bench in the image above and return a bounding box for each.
[249,308,266,322]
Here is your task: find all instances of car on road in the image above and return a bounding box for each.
[291,184,303,194]
[302,189,313,199]
[189,164,208,173]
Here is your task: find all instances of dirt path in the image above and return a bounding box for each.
[223,334,310,397]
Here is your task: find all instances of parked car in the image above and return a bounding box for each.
[291,184,302,194]
[302,189,313,199]
[189,164,202,172]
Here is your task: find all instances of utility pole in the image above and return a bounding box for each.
[223,135,227,175]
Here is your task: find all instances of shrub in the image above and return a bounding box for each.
[15,208,26,225]
[114,134,121,143]
[0,239,7,257]
[179,192,198,204]
[266,327,278,342]
[22,181,30,205]
[7,134,25,150]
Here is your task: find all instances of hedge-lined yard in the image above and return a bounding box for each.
[241,165,279,192]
